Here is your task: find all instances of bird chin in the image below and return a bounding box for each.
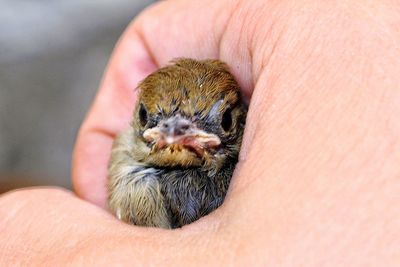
[145,145,205,168]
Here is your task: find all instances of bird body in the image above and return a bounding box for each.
[108,59,246,228]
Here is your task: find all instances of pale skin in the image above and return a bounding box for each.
[1,0,399,265]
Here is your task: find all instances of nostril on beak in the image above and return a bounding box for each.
[180,124,190,131]
[161,122,169,130]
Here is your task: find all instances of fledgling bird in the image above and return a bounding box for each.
[108,58,247,228]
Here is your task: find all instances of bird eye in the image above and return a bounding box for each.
[221,108,233,132]
[139,103,148,127]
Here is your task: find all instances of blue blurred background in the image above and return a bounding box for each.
[0,0,155,192]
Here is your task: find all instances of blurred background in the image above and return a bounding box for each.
[0,0,155,193]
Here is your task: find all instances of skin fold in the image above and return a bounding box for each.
[1,0,399,266]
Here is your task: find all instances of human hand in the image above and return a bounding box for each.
[2,0,400,265]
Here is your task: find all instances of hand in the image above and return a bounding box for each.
[2,0,399,265]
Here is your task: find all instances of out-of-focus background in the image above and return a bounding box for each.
[0,0,155,193]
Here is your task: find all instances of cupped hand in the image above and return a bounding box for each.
[2,0,399,265]
[72,0,258,207]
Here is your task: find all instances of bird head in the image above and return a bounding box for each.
[131,59,246,172]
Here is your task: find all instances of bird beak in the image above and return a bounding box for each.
[143,114,220,156]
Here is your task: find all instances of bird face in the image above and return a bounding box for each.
[131,59,246,171]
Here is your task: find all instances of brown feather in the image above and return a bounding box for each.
[108,58,247,228]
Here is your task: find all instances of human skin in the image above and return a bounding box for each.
[1,0,399,265]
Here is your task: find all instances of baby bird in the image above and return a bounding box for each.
[108,58,246,228]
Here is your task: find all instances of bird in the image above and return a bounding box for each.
[107,58,247,228]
